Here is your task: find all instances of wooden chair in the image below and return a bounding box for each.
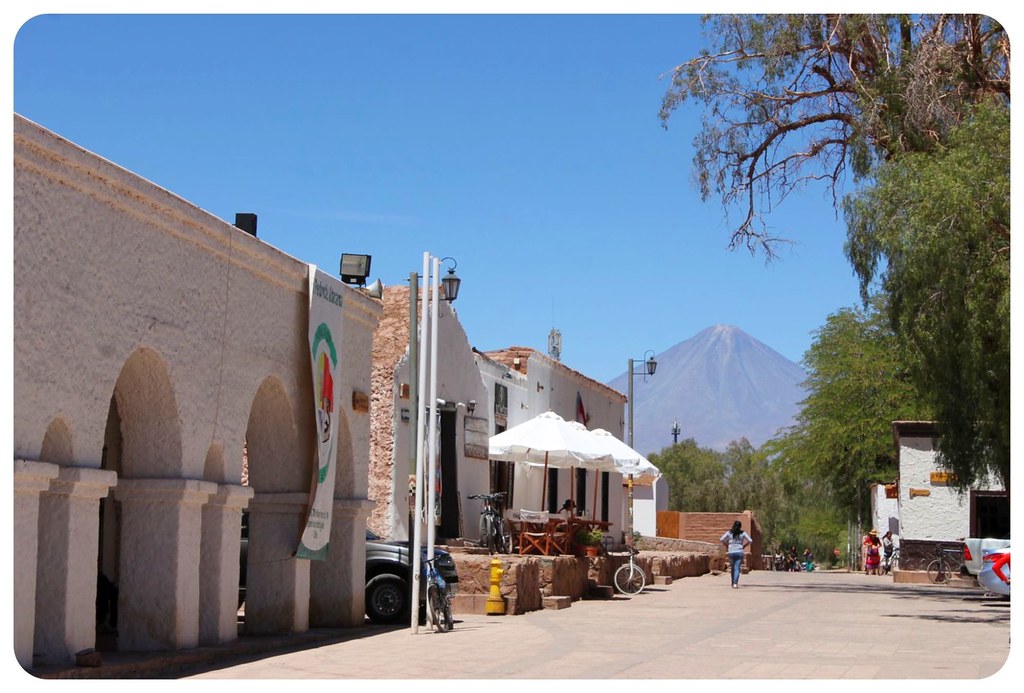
[518,510,551,555]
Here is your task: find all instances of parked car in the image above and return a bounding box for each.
[962,537,1011,576]
[365,529,459,624]
[238,515,459,624]
[976,546,1010,597]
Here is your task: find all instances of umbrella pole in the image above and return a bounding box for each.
[592,470,599,521]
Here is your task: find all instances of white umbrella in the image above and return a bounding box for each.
[488,411,615,506]
[589,428,661,539]
[589,428,661,480]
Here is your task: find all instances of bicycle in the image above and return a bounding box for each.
[469,492,512,554]
[926,544,964,584]
[613,546,646,595]
[423,555,453,632]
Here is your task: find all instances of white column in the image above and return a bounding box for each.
[112,478,217,651]
[243,492,312,636]
[34,465,118,667]
[13,460,60,669]
[411,251,430,632]
[199,483,254,645]
[309,498,375,627]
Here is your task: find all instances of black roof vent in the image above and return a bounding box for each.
[234,213,257,237]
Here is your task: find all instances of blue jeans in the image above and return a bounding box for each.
[728,551,744,585]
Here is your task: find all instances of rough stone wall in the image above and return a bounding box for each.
[448,549,712,615]
[367,286,411,538]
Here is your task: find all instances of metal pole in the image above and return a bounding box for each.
[425,256,440,626]
[411,252,430,633]
[626,358,634,550]
[627,358,634,449]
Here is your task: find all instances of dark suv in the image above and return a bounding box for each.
[365,529,459,624]
[238,514,459,624]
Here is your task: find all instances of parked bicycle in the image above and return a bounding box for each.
[423,555,453,632]
[927,543,964,584]
[613,546,646,595]
[469,492,511,554]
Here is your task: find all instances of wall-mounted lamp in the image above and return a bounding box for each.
[536,382,545,392]
[467,400,476,415]
[439,257,461,302]
[340,253,372,286]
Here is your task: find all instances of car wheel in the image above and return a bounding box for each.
[365,574,408,624]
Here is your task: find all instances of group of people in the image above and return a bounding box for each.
[863,529,895,575]
[770,546,815,572]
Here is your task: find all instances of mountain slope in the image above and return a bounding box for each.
[607,324,807,456]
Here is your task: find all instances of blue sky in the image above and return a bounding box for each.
[10,10,877,384]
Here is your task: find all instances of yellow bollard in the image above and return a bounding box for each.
[485,557,506,615]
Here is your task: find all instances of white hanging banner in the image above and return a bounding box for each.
[297,265,344,560]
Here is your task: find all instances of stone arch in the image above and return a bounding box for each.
[245,376,303,491]
[40,417,74,465]
[240,375,311,634]
[203,443,225,482]
[111,347,183,479]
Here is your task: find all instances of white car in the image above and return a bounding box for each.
[976,547,1010,597]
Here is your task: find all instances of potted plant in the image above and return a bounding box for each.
[575,527,603,557]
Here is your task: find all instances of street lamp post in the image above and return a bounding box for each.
[409,252,459,634]
[625,350,657,549]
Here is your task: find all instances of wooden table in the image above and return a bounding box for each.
[513,513,614,556]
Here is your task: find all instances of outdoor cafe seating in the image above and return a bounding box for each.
[515,508,612,556]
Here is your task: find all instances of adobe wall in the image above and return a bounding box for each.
[657,510,764,569]
[13,114,381,667]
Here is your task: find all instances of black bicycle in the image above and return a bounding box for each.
[469,492,512,554]
[423,556,453,632]
[927,544,964,584]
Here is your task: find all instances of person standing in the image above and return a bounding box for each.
[864,530,882,575]
[881,530,895,573]
[720,520,753,589]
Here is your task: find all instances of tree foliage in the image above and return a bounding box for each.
[843,104,1010,490]
[651,436,845,558]
[651,438,727,512]
[660,14,1009,256]
[772,296,932,516]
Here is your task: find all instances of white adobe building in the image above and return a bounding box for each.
[13,115,380,670]
[480,347,630,541]
[890,421,1009,571]
[366,291,637,547]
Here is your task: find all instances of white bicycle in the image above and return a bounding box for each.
[613,547,646,595]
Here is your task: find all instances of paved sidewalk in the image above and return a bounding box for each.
[25,569,1015,681]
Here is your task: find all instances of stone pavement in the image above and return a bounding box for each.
[23,569,1015,682]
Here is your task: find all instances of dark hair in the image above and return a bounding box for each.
[730,520,743,536]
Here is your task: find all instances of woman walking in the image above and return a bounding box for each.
[720,520,753,589]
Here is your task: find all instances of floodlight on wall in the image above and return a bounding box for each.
[439,257,461,302]
[340,253,372,286]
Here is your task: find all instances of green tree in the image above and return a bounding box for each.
[660,14,1008,256]
[844,104,1010,490]
[650,438,727,512]
[774,296,931,518]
